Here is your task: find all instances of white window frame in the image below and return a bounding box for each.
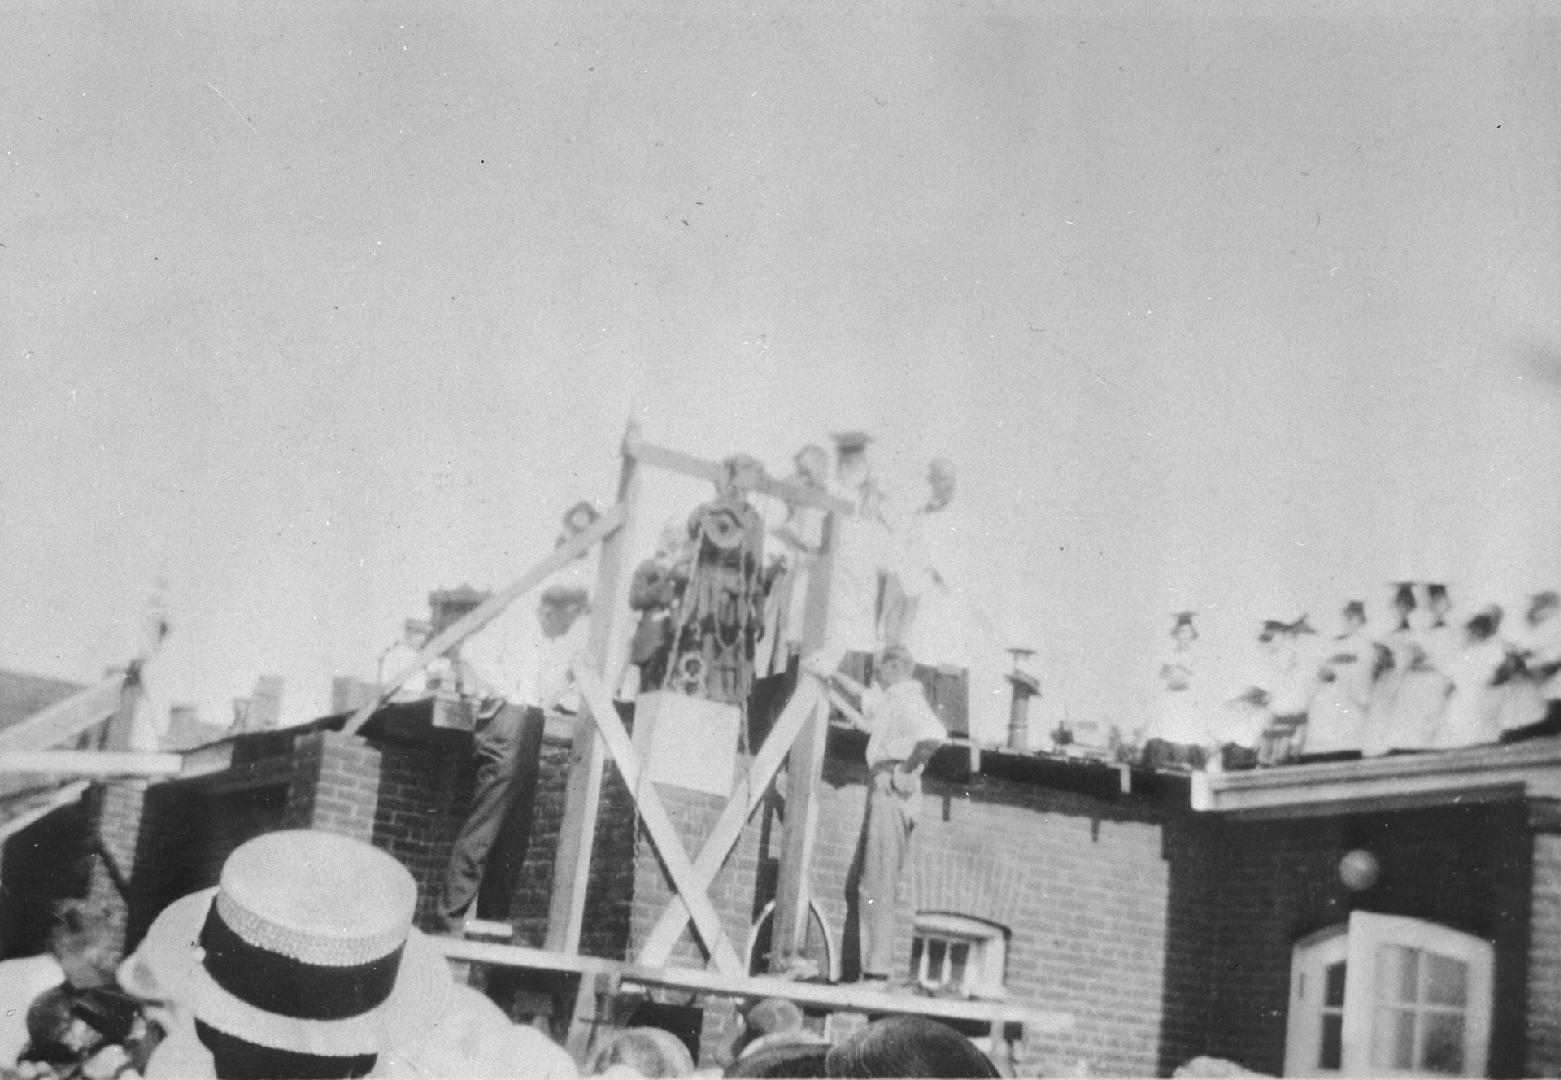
[910,912,1008,1000]
[1285,912,1493,1078]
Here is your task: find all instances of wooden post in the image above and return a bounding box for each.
[769,511,836,972]
[544,423,642,955]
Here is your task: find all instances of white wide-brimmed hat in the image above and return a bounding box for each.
[130,829,451,1060]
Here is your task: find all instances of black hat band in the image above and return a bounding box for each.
[199,905,403,1023]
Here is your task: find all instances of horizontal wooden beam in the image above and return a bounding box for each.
[0,678,124,756]
[434,937,1074,1035]
[0,752,183,777]
[344,505,625,735]
[0,781,90,846]
[624,437,854,517]
[1191,740,1561,815]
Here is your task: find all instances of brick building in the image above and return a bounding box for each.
[6,691,1561,1077]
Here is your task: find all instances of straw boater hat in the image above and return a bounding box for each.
[132,830,451,1061]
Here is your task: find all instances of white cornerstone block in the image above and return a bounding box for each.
[632,691,740,797]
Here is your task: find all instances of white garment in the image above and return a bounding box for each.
[0,953,65,1068]
[1522,615,1561,701]
[825,485,890,654]
[507,619,590,713]
[861,679,947,766]
[1306,631,1375,755]
[1148,644,1212,745]
[898,504,977,668]
[1436,638,1508,748]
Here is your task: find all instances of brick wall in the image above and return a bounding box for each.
[1159,802,1533,1078]
[1526,814,1561,1077]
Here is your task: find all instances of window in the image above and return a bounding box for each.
[909,913,1007,999]
[1285,913,1493,1078]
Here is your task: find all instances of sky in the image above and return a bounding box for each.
[4,1,1561,744]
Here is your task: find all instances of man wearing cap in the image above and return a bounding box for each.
[440,584,591,933]
[1303,601,1374,760]
[809,644,945,984]
[1507,591,1561,742]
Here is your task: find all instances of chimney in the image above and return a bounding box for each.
[1004,647,1040,751]
[247,674,285,729]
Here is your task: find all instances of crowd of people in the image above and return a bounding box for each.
[1139,582,1561,771]
[0,831,1004,1080]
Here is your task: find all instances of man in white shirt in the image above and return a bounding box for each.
[812,644,946,983]
[1304,601,1374,759]
[440,585,590,931]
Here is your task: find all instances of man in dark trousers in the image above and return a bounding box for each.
[440,585,590,931]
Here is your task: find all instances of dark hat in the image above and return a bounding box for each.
[1391,582,1418,609]
[1290,615,1317,635]
[540,584,590,610]
[1260,618,1290,635]
[828,431,873,456]
[1342,600,1366,619]
[1425,583,1449,601]
[1531,590,1560,611]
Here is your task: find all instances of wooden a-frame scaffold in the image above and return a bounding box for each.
[339,422,1071,1065]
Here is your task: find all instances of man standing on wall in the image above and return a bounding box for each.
[810,644,946,984]
[440,584,590,932]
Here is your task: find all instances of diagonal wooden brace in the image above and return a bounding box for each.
[569,663,745,975]
[637,675,827,967]
[344,506,624,736]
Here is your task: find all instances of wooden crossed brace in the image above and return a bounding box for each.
[636,674,828,968]
[568,662,746,975]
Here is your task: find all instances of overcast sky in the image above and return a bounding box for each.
[4,2,1560,742]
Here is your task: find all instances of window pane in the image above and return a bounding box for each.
[948,942,969,992]
[1372,1007,1417,1070]
[1420,1012,1465,1075]
[927,938,947,981]
[1325,962,1346,1008]
[910,937,923,975]
[1425,953,1468,1007]
[1320,1013,1343,1071]
[1375,945,1420,1004]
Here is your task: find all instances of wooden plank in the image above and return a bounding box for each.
[770,512,837,971]
[0,752,183,776]
[344,505,625,736]
[0,678,124,756]
[0,781,90,847]
[434,936,1075,1035]
[624,437,854,517]
[569,665,744,974]
[637,675,825,966]
[545,426,641,954]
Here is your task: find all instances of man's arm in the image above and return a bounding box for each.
[902,736,942,773]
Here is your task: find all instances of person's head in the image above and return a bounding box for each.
[1258,620,1288,653]
[402,618,430,648]
[1170,611,1198,646]
[588,1026,696,1078]
[130,830,452,1080]
[823,1016,999,1078]
[732,998,804,1059]
[657,515,691,560]
[1426,583,1452,621]
[1466,605,1503,643]
[49,900,118,989]
[925,458,956,510]
[793,445,829,488]
[875,645,916,687]
[538,585,590,640]
[1341,600,1367,634]
[1391,582,1418,623]
[830,432,872,488]
[721,454,766,497]
[1529,590,1560,626]
[724,1040,829,1077]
